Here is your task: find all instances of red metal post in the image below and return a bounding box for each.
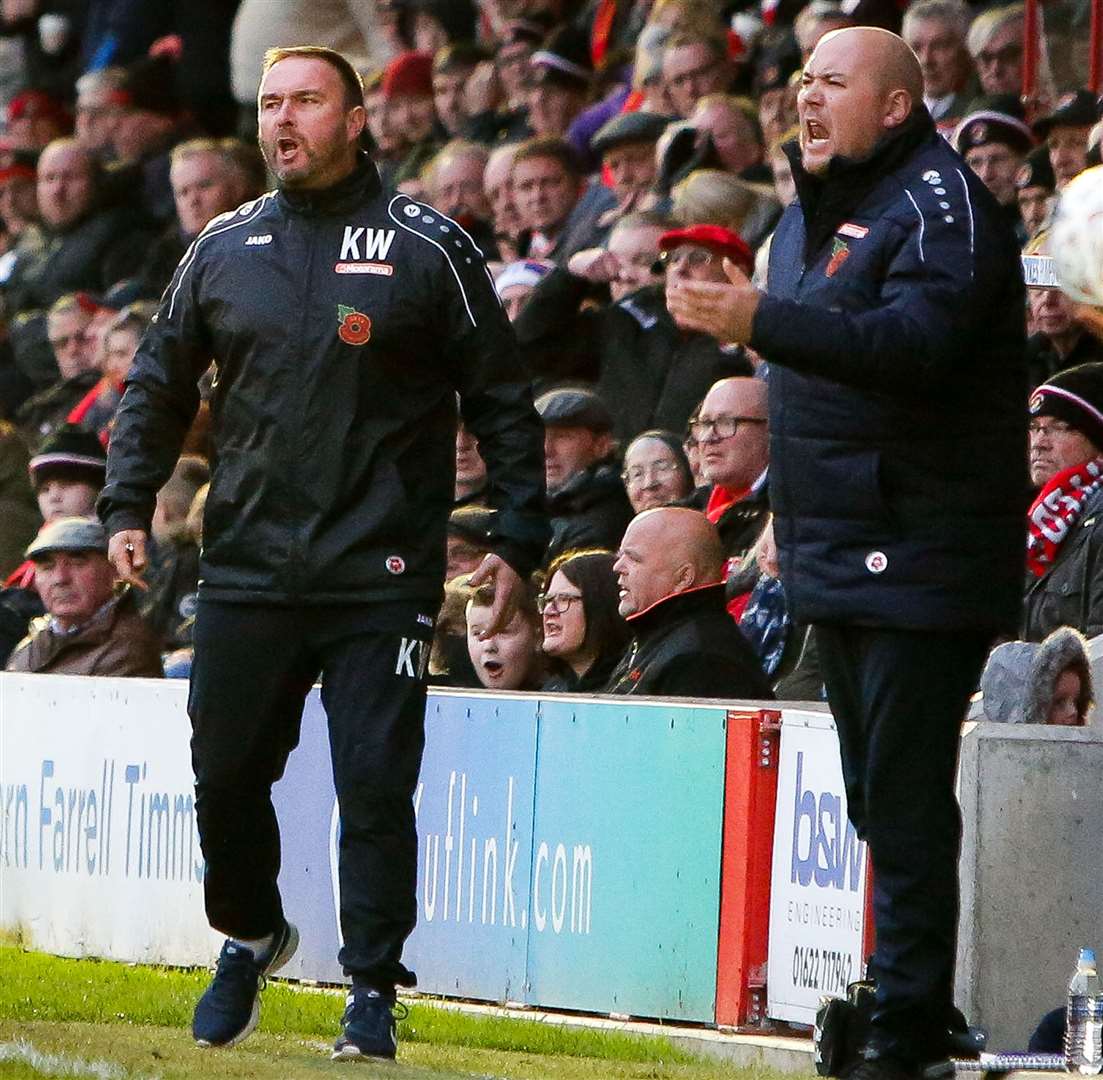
[1022,0,1040,117]
[715,709,781,1027]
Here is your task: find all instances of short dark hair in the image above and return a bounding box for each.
[512,136,583,178]
[545,549,631,660]
[261,46,365,111]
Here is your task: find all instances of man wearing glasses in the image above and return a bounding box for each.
[666,27,1025,1079]
[693,377,770,580]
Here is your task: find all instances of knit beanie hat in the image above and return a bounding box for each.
[1029,362,1103,450]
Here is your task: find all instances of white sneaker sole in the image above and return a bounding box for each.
[330,1043,396,1063]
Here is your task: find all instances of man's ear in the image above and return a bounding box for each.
[347,104,367,144]
[883,88,913,131]
[671,561,697,594]
[594,431,615,460]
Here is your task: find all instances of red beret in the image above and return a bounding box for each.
[382,51,434,100]
[659,225,754,276]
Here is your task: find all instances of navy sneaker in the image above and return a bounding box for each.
[331,987,408,1061]
[192,920,299,1048]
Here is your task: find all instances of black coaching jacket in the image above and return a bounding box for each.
[751,111,1028,633]
[99,157,548,608]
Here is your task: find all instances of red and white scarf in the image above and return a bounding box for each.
[1027,458,1103,577]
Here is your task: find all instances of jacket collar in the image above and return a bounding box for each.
[784,107,936,259]
[626,581,726,639]
[276,153,382,217]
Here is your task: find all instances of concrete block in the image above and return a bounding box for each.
[955,721,1103,1049]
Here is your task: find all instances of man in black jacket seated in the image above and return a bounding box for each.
[667,27,1026,1079]
[606,506,772,699]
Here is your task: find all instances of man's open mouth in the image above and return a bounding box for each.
[805,120,829,142]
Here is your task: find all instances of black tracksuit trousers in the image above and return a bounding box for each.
[815,625,993,1066]
[188,598,431,989]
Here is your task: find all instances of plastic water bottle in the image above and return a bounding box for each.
[1066,948,1103,1074]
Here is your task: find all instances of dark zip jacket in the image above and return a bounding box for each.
[99,157,548,608]
[605,583,773,699]
[751,110,1027,632]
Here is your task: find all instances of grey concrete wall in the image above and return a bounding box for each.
[955,721,1103,1050]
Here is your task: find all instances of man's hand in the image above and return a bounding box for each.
[465,61,501,115]
[108,529,150,590]
[665,257,762,344]
[467,553,523,638]
[756,517,779,579]
[567,247,621,284]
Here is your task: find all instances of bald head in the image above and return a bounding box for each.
[698,377,770,488]
[799,27,923,175]
[613,507,725,617]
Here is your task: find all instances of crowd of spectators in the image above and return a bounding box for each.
[0,0,1097,711]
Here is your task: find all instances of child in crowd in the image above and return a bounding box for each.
[466,575,545,691]
[980,625,1094,726]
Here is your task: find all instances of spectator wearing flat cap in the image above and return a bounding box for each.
[5,515,162,676]
[558,110,673,250]
[1024,231,1103,388]
[515,221,753,445]
[3,422,108,601]
[1033,90,1098,190]
[1024,363,1103,642]
[536,386,633,565]
[1015,145,1057,239]
[954,95,1034,239]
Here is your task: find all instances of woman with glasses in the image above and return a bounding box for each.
[539,549,632,693]
[621,429,695,513]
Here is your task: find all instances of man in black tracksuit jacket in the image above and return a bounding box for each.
[667,29,1026,1078]
[99,48,547,1058]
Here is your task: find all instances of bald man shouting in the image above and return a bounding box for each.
[606,507,772,699]
[668,28,1026,1079]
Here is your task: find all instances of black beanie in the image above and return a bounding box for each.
[1030,362,1103,450]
